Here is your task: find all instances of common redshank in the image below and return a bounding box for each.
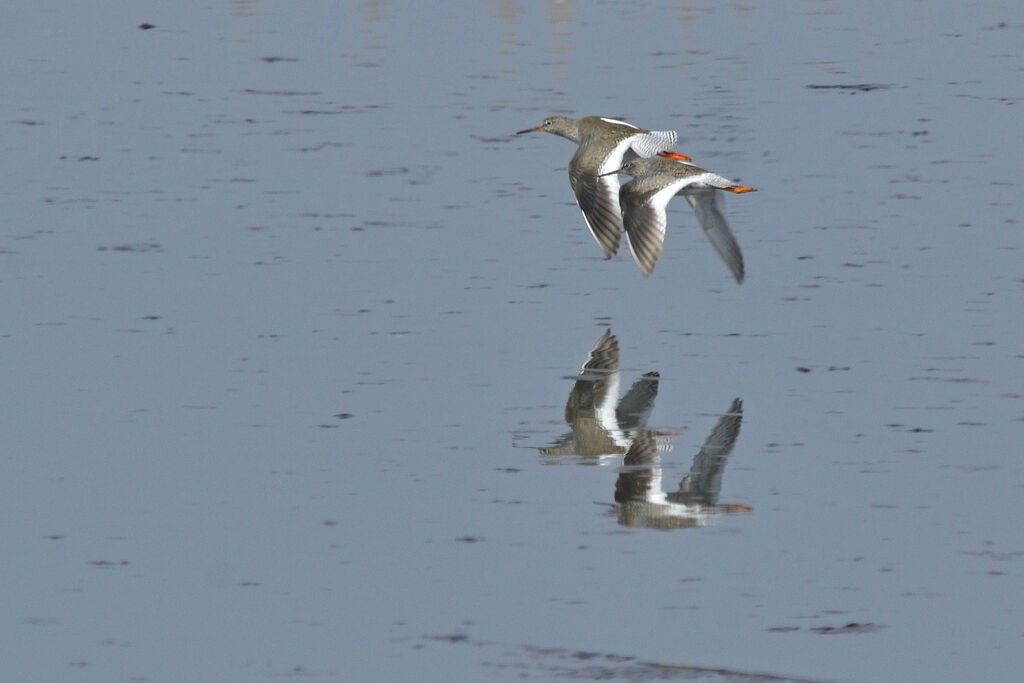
[615,397,749,530]
[600,154,755,283]
[516,116,688,261]
[537,329,664,459]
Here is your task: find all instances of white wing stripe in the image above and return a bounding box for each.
[599,117,639,129]
[597,138,637,174]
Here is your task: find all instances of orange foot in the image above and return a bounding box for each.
[726,186,756,194]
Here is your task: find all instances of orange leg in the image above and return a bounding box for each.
[657,151,692,162]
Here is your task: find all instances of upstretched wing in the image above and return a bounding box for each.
[615,371,660,434]
[675,398,743,506]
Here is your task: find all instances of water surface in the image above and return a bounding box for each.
[2,2,1022,681]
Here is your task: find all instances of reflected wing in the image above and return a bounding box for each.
[617,430,660,505]
[615,371,659,434]
[622,429,660,468]
[683,188,745,284]
[564,329,619,423]
[674,398,743,506]
[542,330,627,456]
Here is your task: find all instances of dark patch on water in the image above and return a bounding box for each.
[259,56,298,63]
[953,93,1022,104]
[426,633,470,643]
[809,622,883,635]
[300,212,356,219]
[768,622,883,636]
[885,424,935,433]
[243,88,320,96]
[364,165,438,185]
[298,141,344,152]
[908,376,987,384]
[805,83,896,93]
[97,243,163,253]
[419,634,819,679]
[366,167,410,177]
[289,104,386,115]
[963,549,1024,561]
[475,642,823,681]
[472,134,511,143]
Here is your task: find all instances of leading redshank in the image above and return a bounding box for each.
[600,154,755,283]
[516,116,688,261]
[537,329,664,459]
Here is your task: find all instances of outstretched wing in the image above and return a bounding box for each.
[675,398,743,506]
[568,163,622,258]
[683,188,745,284]
[619,180,677,277]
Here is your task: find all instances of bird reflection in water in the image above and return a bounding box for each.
[539,330,749,530]
[538,330,661,460]
[615,397,747,530]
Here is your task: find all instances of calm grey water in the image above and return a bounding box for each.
[3,2,1022,681]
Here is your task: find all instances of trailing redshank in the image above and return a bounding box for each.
[516,116,688,260]
[601,154,755,283]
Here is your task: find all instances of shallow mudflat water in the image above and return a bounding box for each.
[2,2,1022,681]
